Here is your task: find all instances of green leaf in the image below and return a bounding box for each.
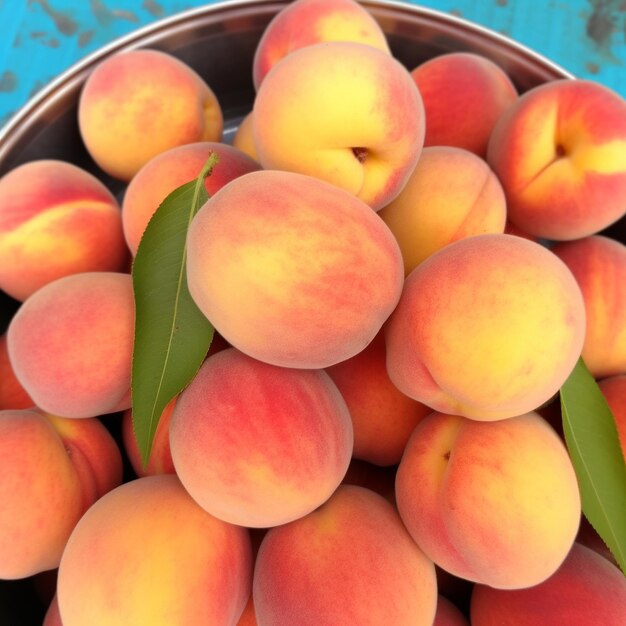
[560,357,626,574]
[131,153,219,467]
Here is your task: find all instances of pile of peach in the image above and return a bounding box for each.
[1,0,626,624]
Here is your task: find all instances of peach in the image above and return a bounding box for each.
[385,233,586,420]
[378,146,507,274]
[411,52,518,157]
[470,543,626,625]
[7,272,134,418]
[487,79,626,240]
[232,112,259,161]
[326,330,432,465]
[121,141,259,254]
[169,347,353,528]
[0,333,34,410]
[57,474,252,626]
[252,0,390,88]
[434,596,470,626]
[395,411,581,589]
[186,169,404,369]
[0,408,122,579]
[253,485,437,625]
[121,397,176,478]
[78,49,223,181]
[552,235,626,378]
[0,160,128,301]
[597,374,626,456]
[253,41,424,210]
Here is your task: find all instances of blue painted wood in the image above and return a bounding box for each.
[0,0,624,131]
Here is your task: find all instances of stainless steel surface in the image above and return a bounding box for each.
[0,0,574,176]
[0,0,583,331]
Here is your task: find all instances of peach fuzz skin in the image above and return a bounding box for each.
[326,330,432,466]
[0,333,34,410]
[253,485,437,626]
[0,408,122,580]
[411,52,518,157]
[552,235,626,379]
[232,112,259,161]
[169,347,354,528]
[253,41,425,210]
[395,411,581,590]
[385,233,586,420]
[122,142,259,254]
[78,49,223,181]
[7,272,134,418]
[186,170,404,369]
[470,543,626,625]
[487,79,626,240]
[252,0,390,89]
[0,159,127,301]
[378,146,507,274]
[57,475,252,626]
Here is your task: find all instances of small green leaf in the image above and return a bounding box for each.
[560,357,626,574]
[131,153,219,467]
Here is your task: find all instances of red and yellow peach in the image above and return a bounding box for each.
[252,0,390,88]
[186,169,404,369]
[253,41,424,210]
[232,113,259,162]
[326,330,432,465]
[411,52,518,157]
[57,474,252,626]
[7,272,134,418]
[385,233,586,420]
[470,542,626,625]
[170,347,353,527]
[379,146,507,273]
[0,160,127,301]
[253,485,437,625]
[78,49,223,181]
[488,79,626,240]
[121,141,259,254]
[0,408,122,579]
[395,411,582,589]
[552,235,626,378]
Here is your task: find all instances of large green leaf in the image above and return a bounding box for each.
[560,357,626,574]
[131,154,219,467]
